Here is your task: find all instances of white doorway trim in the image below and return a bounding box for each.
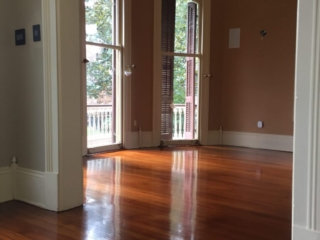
[122,0,133,149]
[42,0,83,211]
[293,0,320,238]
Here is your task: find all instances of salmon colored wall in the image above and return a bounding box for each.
[209,0,296,135]
[130,0,297,136]
[131,0,154,132]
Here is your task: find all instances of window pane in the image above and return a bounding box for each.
[86,45,118,147]
[161,56,199,140]
[173,56,199,104]
[86,45,115,104]
[85,0,116,45]
[174,0,199,54]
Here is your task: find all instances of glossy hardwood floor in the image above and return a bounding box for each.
[0,146,292,240]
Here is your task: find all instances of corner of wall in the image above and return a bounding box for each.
[44,172,59,211]
[125,131,155,149]
[13,164,45,208]
[0,166,13,203]
[207,130,221,145]
[0,163,59,211]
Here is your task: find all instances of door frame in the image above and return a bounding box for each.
[152,0,211,146]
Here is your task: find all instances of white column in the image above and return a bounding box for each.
[43,0,59,211]
[43,0,83,211]
[293,0,320,238]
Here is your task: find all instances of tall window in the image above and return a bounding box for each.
[161,0,200,141]
[85,0,122,151]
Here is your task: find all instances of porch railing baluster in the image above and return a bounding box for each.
[87,105,113,147]
[87,104,197,146]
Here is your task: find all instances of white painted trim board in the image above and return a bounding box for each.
[223,131,293,152]
[293,226,320,240]
[0,164,58,211]
[0,167,13,203]
[207,131,220,145]
[126,131,154,149]
[14,165,45,208]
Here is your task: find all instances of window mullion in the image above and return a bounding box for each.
[86,41,122,50]
[162,51,200,58]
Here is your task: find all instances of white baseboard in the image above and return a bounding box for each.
[207,131,221,145]
[124,131,137,149]
[124,130,292,152]
[141,131,154,148]
[44,172,58,211]
[223,131,293,152]
[293,226,320,240]
[1,164,58,211]
[126,131,154,149]
[13,165,45,208]
[0,167,13,203]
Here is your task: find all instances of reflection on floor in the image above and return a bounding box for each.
[0,146,292,240]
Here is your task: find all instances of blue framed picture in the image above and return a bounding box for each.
[15,29,25,46]
[33,24,41,42]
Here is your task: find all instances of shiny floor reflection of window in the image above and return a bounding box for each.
[0,146,292,240]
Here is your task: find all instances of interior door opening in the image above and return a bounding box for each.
[84,0,122,151]
[161,0,200,141]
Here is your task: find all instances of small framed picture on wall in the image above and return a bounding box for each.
[33,24,41,42]
[15,29,26,46]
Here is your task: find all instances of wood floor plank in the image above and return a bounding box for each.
[0,146,292,240]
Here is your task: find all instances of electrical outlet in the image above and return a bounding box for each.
[134,120,137,127]
[257,121,264,129]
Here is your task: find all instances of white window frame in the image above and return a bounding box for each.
[152,0,211,146]
[80,0,132,154]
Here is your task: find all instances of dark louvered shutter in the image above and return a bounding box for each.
[184,2,197,139]
[161,0,176,140]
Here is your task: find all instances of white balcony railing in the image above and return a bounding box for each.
[87,104,197,147]
[172,104,198,140]
[173,104,185,139]
[87,105,113,147]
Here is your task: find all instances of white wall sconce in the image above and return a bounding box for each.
[124,64,136,76]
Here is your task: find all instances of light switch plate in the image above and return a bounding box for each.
[33,24,41,42]
[229,28,240,48]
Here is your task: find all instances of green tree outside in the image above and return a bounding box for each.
[85,0,195,104]
[86,0,114,103]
